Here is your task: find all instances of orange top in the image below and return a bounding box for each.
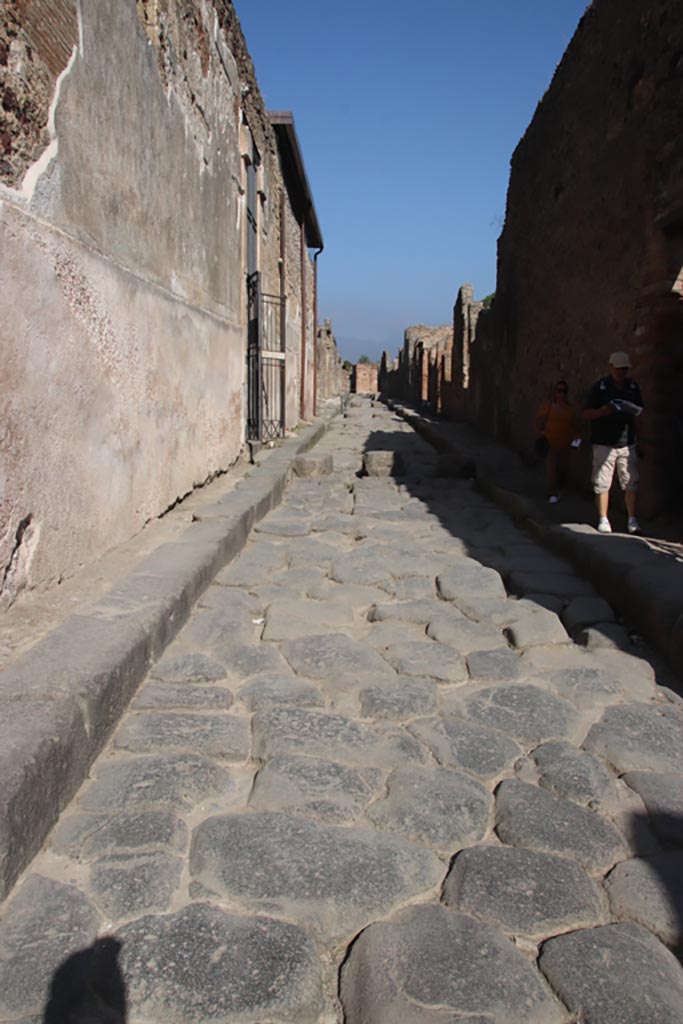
[535,400,578,450]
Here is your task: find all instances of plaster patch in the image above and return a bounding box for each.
[20,43,79,204]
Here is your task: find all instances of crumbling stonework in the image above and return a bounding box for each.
[316,319,348,402]
[0,0,320,604]
[353,362,379,393]
[380,324,452,410]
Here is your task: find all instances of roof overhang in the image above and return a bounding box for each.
[269,110,323,251]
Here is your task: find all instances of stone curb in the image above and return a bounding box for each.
[387,398,683,680]
[0,415,334,900]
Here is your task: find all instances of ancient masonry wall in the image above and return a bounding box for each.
[316,319,348,403]
[353,363,379,394]
[0,0,315,603]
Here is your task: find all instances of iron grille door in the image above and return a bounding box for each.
[246,271,286,442]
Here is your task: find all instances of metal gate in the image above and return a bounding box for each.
[247,271,286,442]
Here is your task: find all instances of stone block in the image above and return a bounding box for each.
[363,450,405,476]
[561,596,616,635]
[293,453,334,478]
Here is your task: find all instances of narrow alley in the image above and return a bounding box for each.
[1,398,682,1023]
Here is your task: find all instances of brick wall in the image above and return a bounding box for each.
[353,363,379,393]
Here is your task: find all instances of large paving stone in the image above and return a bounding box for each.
[461,684,580,744]
[221,641,292,679]
[149,651,227,684]
[443,845,605,938]
[508,569,595,598]
[252,707,424,768]
[340,904,566,1024]
[132,680,234,711]
[114,711,251,761]
[427,615,507,653]
[604,852,683,947]
[532,739,617,805]
[281,633,389,678]
[466,647,522,682]
[562,595,617,635]
[365,620,431,649]
[436,563,507,602]
[179,604,256,650]
[80,753,235,812]
[409,715,520,779]
[254,512,312,537]
[380,640,468,684]
[214,542,287,586]
[584,702,683,773]
[378,575,436,600]
[50,809,188,858]
[118,903,323,1023]
[503,603,570,649]
[368,598,461,625]
[190,812,443,942]
[359,676,438,719]
[90,851,182,919]
[0,875,100,1019]
[495,780,626,872]
[330,549,395,585]
[367,765,492,852]
[262,597,353,641]
[539,923,683,1024]
[622,770,683,845]
[238,673,323,710]
[281,536,344,568]
[249,755,381,823]
[577,622,633,652]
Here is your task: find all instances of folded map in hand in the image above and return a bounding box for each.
[611,399,643,416]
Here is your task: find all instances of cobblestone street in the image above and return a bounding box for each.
[2,398,683,1023]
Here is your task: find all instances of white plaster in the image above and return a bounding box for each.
[20,43,80,203]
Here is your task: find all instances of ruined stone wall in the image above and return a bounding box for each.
[490,0,683,515]
[316,318,347,402]
[0,0,299,602]
[353,363,379,393]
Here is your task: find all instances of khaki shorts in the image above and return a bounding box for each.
[592,444,639,494]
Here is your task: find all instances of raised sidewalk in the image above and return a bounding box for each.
[0,413,335,899]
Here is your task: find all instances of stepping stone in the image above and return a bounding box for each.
[584,703,683,773]
[380,640,468,684]
[427,615,506,653]
[80,754,234,812]
[367,765,491,852]
[562,596,616,635]
[539,923,683,1024]
[50,809,188,859]
[118,904,323,1023]
[466,647,522,682]
[252,706,424,768]
[238,673,323,711]
[90,851,182,919]
[0,875,100,1020]
[622,770,683,844]
[340,904,566,1024]
[190,812,443,942]
[363,450,405,476]
[359,677,438,720]
[443,845,604,938]
[221,642,291,679]
[532,740,617,805]
[409,715,520,779]
[249,755,381,824]
[293,453,334,477]
[495,780,626,872]
[437,564,507,602]
[132,681,234,711]
[461,684,579,744]
[150,652,227,684]
[281,634,388,678]
[605,852,683,947]
[262,598,353,641]
[114,711,250,762]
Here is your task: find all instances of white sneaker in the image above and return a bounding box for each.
[627,517,640,534]
[597,518,612,533]
[548,495,559,504]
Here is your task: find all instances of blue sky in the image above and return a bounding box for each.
[234,0,589,363]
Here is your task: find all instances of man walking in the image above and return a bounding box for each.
[583,351,644,534]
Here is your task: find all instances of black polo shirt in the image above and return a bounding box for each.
[585,376,644,446]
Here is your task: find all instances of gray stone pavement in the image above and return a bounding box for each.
[2,396,683,1022]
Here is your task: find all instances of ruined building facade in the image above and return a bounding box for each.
[0,0,340,603]
[387,0,683,518]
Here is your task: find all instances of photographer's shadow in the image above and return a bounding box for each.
[43,936,126,1023]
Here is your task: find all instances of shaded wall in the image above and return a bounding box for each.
[316,319,348,402]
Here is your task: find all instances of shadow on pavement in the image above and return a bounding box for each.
[43,936,127,1023]
[623,812,683,963]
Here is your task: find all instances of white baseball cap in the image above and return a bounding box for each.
[609,351,632,368]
